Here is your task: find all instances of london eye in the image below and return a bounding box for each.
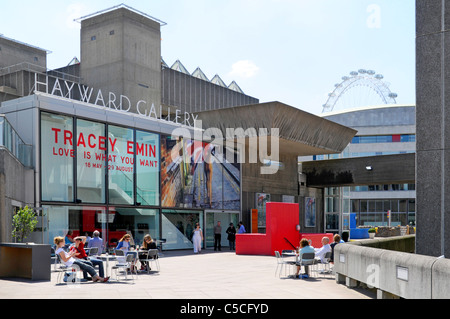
[322,69,398,113]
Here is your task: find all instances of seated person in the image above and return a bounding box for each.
[116,234,132,263]
[87,230,104,255]
[64,230,74,248]
[295,238,315,278]
[330,234,342,263]
[138,234,157,271]
[314,236,331,264]
[71,236,105,280]
[54,236,109,283]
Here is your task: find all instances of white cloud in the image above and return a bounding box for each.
[229,60,260,78]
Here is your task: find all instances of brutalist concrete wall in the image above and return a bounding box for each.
[0,36,47,69]
[335,241,450,299]
[416,0,450,257]
[161,68,259,113]
[80,7,162,115]
[0,148,34,242]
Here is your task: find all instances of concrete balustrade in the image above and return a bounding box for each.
[334,239,450,299]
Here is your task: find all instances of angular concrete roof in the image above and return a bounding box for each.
[196,101,357,156]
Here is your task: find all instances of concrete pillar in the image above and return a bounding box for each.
[416,0,450,257]
[377,289,400,300]
[345,277,358,288]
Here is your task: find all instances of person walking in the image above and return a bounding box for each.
[226,222,236,250]
[214,221,222,251]
[192,222,203,254]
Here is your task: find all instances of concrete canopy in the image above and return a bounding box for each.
[195,101,357,156]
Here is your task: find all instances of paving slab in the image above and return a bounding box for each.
[0,250,375,300]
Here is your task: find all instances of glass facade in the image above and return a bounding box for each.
[351,134,416,144]
[41,112,74,202]
[40,111,240,250]
[350,199,416,226]
[76,119,106,203]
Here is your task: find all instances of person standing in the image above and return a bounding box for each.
[214,221,222,251]
[226,222,236,250]
[192,223,203,254]
[237,221,246,234]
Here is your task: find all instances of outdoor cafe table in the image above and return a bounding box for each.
[95,255,117,277]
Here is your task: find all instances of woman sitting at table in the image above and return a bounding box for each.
[54,236,109,283]
[116,234,132,263]
[138,234,157,271]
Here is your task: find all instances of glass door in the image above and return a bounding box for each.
[205,211,239,249]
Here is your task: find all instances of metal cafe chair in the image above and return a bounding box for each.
[88,247,99,257]
[316,251,333,278]
[275,251,295,278]
[140,249,160,274]
[111,253,137,283]
[298,252,316,279]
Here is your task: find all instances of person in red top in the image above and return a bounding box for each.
[71,236,105,280]
[71,236,88,259]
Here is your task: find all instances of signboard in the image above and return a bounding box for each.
[34,73,198,127]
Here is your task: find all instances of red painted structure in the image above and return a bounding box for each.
[236,202,333,256]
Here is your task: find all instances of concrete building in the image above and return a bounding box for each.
[299,104,416,234]
[0,4,355,249]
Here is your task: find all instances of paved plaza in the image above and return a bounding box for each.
[0,249,374,300]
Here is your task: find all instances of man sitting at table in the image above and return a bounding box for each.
[87,230,104,255]
[71,236,105,281]
[314,236,332,264]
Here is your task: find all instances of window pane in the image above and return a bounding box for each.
[351,200,359,213]
[135,130,160,206]
[44,205,108,250]
[76,119,106,203]
[41,112,74,202]
[108,207,159,249]
[162,209,203,250]
[108,125,134,205]
[399,199,407,213]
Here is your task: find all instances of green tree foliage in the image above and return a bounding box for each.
[12,206,38,243]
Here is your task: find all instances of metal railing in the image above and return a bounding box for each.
[0,115,33,167]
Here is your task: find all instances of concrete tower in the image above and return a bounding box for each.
[416,0,450,257]
[80,5,164,114]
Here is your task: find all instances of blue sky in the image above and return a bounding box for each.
[0,0,415,115]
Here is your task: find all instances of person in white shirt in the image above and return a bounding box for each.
[54,236,109,283]
[314,237,331,263]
